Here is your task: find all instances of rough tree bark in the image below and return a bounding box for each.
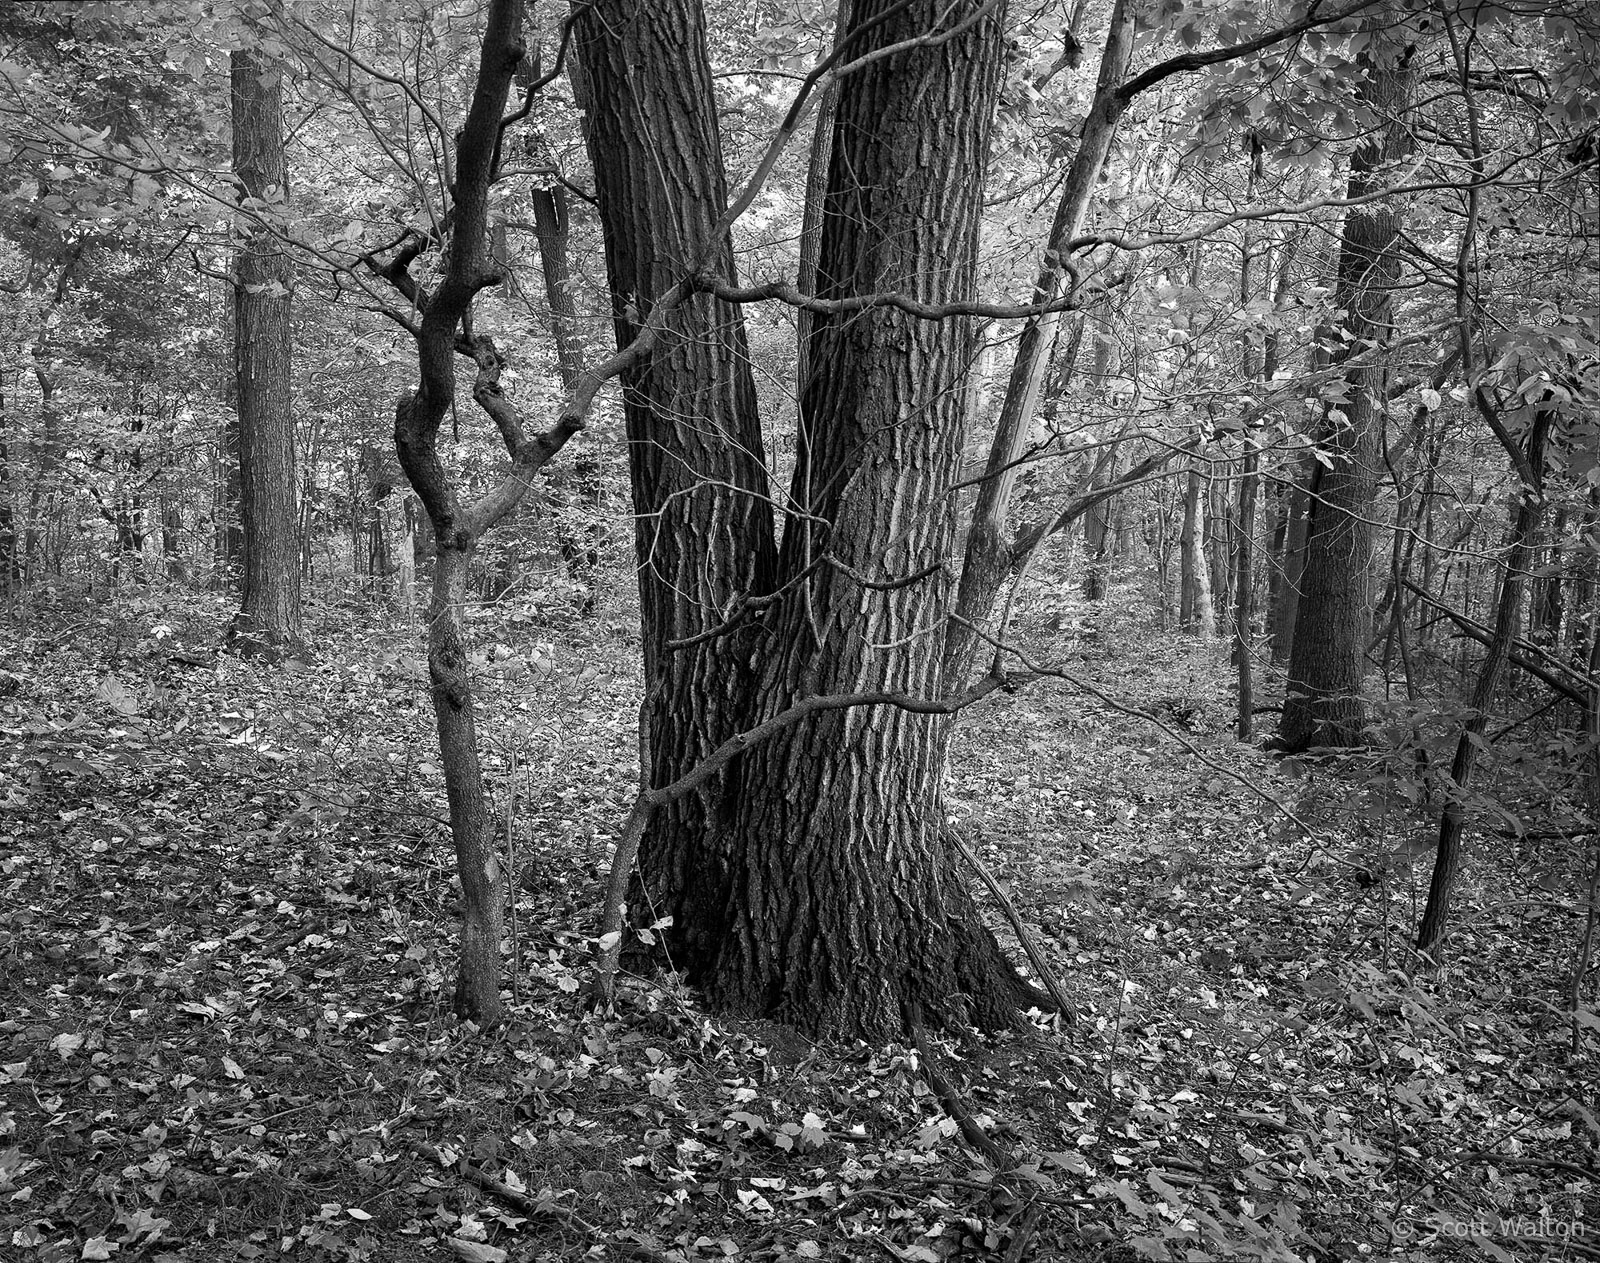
[1276,10,1417,750]
[575,0,779,967]
[703,0,1042,1039]
[228,46,302,655]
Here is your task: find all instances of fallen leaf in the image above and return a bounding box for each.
[447,1240,507,1262]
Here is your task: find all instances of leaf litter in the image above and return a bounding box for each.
[0,590,1595,1261]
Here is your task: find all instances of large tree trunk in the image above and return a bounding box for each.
[575,0,779,965]
[1276,13,1416,751]
[228,47,301,655]
[707,0,1033,1040]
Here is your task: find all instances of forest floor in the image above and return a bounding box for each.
[1,580,1596,1263]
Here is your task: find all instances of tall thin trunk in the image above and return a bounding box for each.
[1180,466,1214,638]
[795,46,838,400]
[23,254,78,587]
[941,0,1136,692]
[1530,506,1565,644]
[1235,447,1258,736]
[1270,461,1311,663]
[1082,458,1116,601]
[0,416,16,598]
[1417,411,1550,950]
[1208,460,1232,633]
[1277,11,1417,751]
[529,185,584,390]
[229,46,301,654]
[529,182,603,606]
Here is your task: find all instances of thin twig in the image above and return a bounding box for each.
[906,1014,1014,1172]
[406,1139,672,1262]
[946,825,1074,1025]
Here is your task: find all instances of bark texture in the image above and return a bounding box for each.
[1277,14,1416,750]
[707,0,1035,1039]
[229,48,301,655]
[575,0,778,963]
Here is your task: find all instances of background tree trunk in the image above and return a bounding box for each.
[1277,13,1416,751]
[528,182,603,608]
[1180,466,1215,637]
[1082,460,1116,601]
[940,0,1136,693]
[1417,411,1551,950]
[1270,464,1310,663]
[1235,446,1259,738]
[228,47,301,655]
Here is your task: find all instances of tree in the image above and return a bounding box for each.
[710,0,1040,1037]
[573,0,779,967]
[355,0,599,1024]
[1276,7,1418,751]
[227,44,301,655]
[578,0,1427,1038]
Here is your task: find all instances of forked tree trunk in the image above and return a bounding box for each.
[1277,11,1416,750]
[708,0,1037,1039]
[371,0,586,1026]
[229,47,301,655]
[576,0,779,964]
